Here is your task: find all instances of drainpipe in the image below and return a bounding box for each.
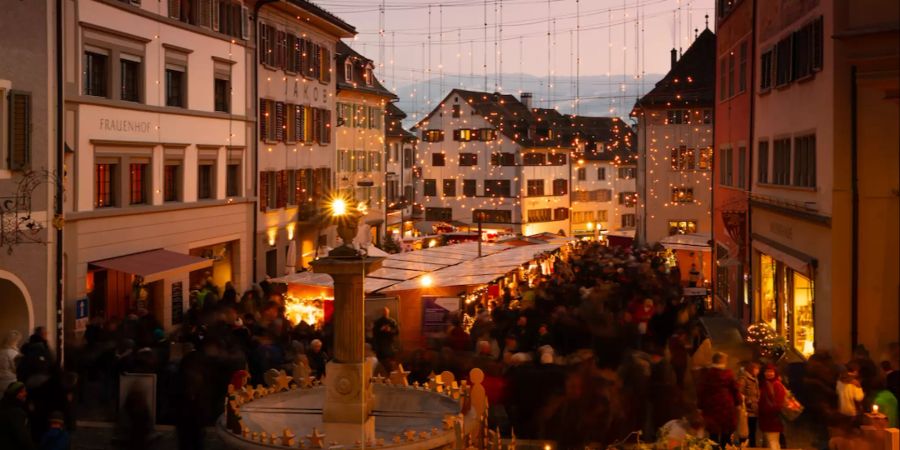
[55,0,65,367]
[252,0,278,283]
[850,65,859,349]
[746,0,757,323]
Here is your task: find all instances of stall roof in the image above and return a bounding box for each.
[659,233,712,252]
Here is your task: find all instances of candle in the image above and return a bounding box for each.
[873,404,879,414]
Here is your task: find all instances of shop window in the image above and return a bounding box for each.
[792,272,815,357]
[667,220,697,235]
[759,254,779,332]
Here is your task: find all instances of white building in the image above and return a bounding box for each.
[384,103,418,239]
[413,90,572,238]
[253,0,355,276]
[62,0,254,334]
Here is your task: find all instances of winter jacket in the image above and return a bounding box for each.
[697,365,740,435]
[39,427,70,450]
[758,378,786,432]
[837,378,864,416]
[0,398,35,450]
[737,369,760,416]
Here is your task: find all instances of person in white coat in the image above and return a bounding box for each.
[0,331,22,392]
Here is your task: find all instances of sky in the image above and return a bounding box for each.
[316,0,715,96]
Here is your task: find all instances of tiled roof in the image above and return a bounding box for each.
[635,28,716,109]
[335,41,396,99]
[286,0,356,35]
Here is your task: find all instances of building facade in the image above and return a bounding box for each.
[634,30,716,246]
[253,0,355,277]
[334,41,395,246]
[0,0,60,352]
[61,0,254,337]
[749,0,898,359]
[384,103,418,240]
[713,0,754,321]
[414,90,572,238]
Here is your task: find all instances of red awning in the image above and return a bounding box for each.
[91,249,213,283]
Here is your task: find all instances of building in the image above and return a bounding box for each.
[334,41,396,245]
[0,0,60,352]
[634,29,716,247]
[748,0,898,359]
[413,90,572,238]
[713,0,754,321]
[384,102,418,240]
[568,117,638,241]
[61,0,253,337]
[253,0,355,277]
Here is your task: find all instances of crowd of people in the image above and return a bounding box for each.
[0,241,897,449]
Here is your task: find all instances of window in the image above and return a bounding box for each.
[284,170,296,205]
[758,140,770,184]
[364,67,373,86]
[476,128,497,141]
[597,210,608,222]
[792,19,822,81]
[728,52,736,98]
[553,208,569,221]
[793,134,816,188]
[737,146,747,189]
[344,58,353,81]
[432,153,446,166]
[597,167,606,180]
[523,153,546,165]
[552,179,568,196]
[572,211,594,224]
[95,163,116,208]
[84,50,109,97]
[672,187,693,203]
[259,99,276,142]
[463,179,477,197]
[422,129,444,142]
[198,163,214,199]
[170,0,248,39]
[720,58,727,100]
[484,179,511,197]
[621,214,636,228]
[5,90,31,170]
[574,168,585,181]
[738,41,748,93]
[595,189,612,202]
[618,192,636,207]
[129,163,148,204]
[258,171,275,210]
[760,49,774,91]
[164,163,180,202]
[548,153,567,165]
[452,104,461,118]
[453,129,473,142]
[668,220,698,235]
[772,138,791,185]
[811,17,824,71]
[337,102,352,127]
[618,166,637,179]
[423,179,436,196]
[442,179,456,197]
[698,147,713,170]
[703,109,713,124]
[425,207,453,221]
[527,179,544,197]
[775,36,792,87]
[459,153,477,166]
[166,67,186,107]
[671,146,695,171]
[120,55,141,102]
[473,209,511,224]
[214,77,230,112]
[667,109,688,125]
[491,152,515,166]
[528,208,552,223]
[719,147,734,186]
[403,147,414,169]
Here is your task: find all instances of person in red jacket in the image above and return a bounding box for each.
[629,298,655,349]
[758,364,787,450]
[697,352,740,447]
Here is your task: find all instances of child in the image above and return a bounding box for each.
[39,411,70,450]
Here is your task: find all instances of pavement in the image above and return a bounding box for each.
[71,421,228,450]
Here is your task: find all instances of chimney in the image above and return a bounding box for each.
[670,48,678,70]
[520,92,533,109]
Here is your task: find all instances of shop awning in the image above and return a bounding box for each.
[91,249,212,283]
[752,239,814,274]
[659,233,712,252]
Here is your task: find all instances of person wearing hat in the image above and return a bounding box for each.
[38,411,69,450]
[0,381,35,449]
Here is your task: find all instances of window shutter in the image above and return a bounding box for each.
[276,170,287,208]
[240,5,250,40]
[259,98,269,140]
[8,91,31,171]
[211,0,220,31]
[259,171,269,211]
[294,169,303,204]
[321,109,331,144]
[197,0,212,28]
[312,108,321,144]
[275,102,285,141]
[303,106,313,143]
[168,0,181,19]
[321,47,331,83]
[258,23,268,64]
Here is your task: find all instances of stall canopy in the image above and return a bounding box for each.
[659,233,713,252]
[91,249,213,283]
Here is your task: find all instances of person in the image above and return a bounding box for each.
[0,331,22,392]
[871,379,898,428]
[0,382,34,449]
[372,307,399,361]
[660,410,706,447]
[306,339,329,379]
[758,364,786,450]
[688,264,700,287]
[837,361,865,420]
[697,352,739,447]
[737,361,761,447]
[17,327,52,384]
[629,298,655,349]
[38,411,70,450]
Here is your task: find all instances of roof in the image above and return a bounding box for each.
[335,41,396,99]
[386,103,417,140]
[634,28,716,109]
[564,116,636,163]
[286,0,356,35]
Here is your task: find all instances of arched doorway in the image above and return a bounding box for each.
[0,272,33,338]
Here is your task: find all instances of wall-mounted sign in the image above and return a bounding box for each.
[99,119,152,133]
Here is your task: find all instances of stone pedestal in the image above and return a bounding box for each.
[310,252,383,427]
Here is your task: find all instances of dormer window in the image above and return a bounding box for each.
[364,65,374,86]
[344,58,353,82]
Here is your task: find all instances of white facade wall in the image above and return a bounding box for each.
[571,160,636,236]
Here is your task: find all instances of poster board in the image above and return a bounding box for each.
[119,372,157,424]
[422,296,460,336]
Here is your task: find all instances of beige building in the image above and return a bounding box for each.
[0,0,60,352]
[62,0,254,334]
[384,103,418,240]
[252,0,354,277]
[750,0,899,359]
[334,41,396,245]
